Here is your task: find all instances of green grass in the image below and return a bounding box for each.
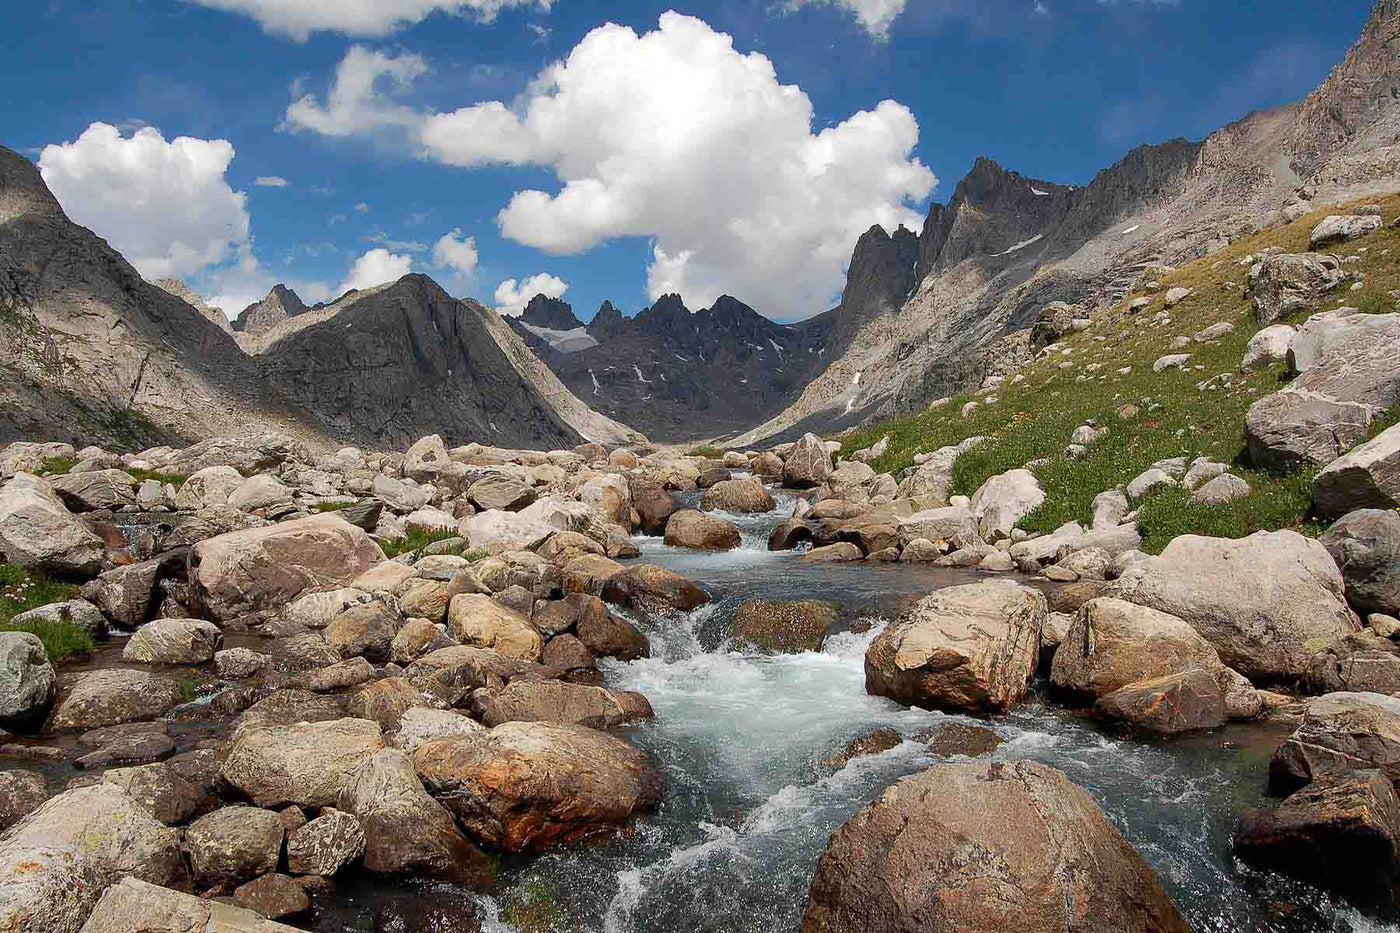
[127,468,187,486]
[173,674,199,703]
[314,500,353,512]
[0,563,92,661]
[379,527,463,558]
[687,444,726,459]
[35,456,76,476]
[838,191,1400,553]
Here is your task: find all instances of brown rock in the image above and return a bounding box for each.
[664,509,741,551]
[601,564,709,613]
[1094,669,1227,734]
[233,872,310,920]
[731,599,839,653]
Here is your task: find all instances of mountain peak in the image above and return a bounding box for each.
[520,294,583,331]
[233,283,310,336]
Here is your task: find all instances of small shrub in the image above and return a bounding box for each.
[379,527,461,558]
[0,564,91,661]
[35,456,76,476]
[127,468,187,486]
[687,444,725,459]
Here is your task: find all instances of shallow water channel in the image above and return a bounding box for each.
[309,486,1398,933]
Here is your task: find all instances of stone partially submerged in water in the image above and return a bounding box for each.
[864,580,1045,714]
[802,759,1189,933]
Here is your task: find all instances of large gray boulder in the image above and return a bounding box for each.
[48,469,137,512]
[1246,310,1400,471]
[969,468,1044,540]
[865,580,1044,714]
[413,721,662,853]
[783,433,832,489]
[802,760,1189,933]
[1320,509,1400,618]
[1310,214,1382,248]
[189,513,385,620]
[122,619,223,665]
[220,718,385,808]
[0,473,103,575]
[184,804,284,890]
[0,632,57,732]
[663,509,740,551]
[894,437,984,501]
[0,783,187,933]
[1108,530,1357,682]
[51,668,184,731]
[1050,598,1222,699]
[1271,691,1400,794]
[474,680,652,729]
[1247,252,1344,325]
[8,599,107,640]
[1239,323,1295,372]
[1313,422,1400,519]
[336,748,492,884]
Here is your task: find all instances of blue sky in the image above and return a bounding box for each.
[2,0,1373,322]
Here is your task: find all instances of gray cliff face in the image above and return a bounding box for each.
[234,284,310,336]
[152,278,234,334]
[253,274,640,449]
[519,295,584,331]
[0,145,320,449]
[832,225,921,354]
[733,0,1400,446]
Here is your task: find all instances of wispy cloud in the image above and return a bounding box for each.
[254,175,289,187]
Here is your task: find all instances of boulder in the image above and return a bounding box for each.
[664,510,741,551]
[800,542,864,562]
[601,564,709,613]
[1310,214,1382,248]
[1240,323,1295,372]
[346,677,428,733]
[447,593,542,661]
[121,619,223,665]
[189,514,385,621]
[0,770,48,831]
[80,555,179,630]
[0,784,187,933]
[896,505,979,546]
[576,609,649,661]
[81,876,307,933]
[895,437,984,501]
[865,580,1045,714]
[227,474,293,513]
[1271,691,1400,794]
[185,804,284,890]
[325,601,398,662]
[51,668,183,731]
[475,681,653,728]
[578,474,632,528]
[1235,770,1400,912]
[1246,310,1400,470]
[390,619,454,665]
[1320,509,1400,617]
[1191,473,1251,505]
[286,809,366,876]
[783,433,832,489]
[1094,669,1227,734]
[731,599,839,653]
[221,718,385,808]
[413,722,662,852]
[100,760,213,825]
[234,689,347,731]
[1108,530,1357,682]
[468,475,536,513]
[629,478,681,535]
[404,434,458,485]
[233,873,308,921]
[1313,423,1400,519]
[0,632,57,733]
[801,759,1188,933]
[0,473,104,575]
[1091,489,1129,531]
[969,469,1044,540]
[1050,598,1222,699]
[701,478,775,513]
[48,469,137,512]
[388,707,486,755]
[1247,252,1344,325]
[8,598,107,640]
[336,748,493,883]
[281,586,375,628]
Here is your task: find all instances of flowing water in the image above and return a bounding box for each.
[331,487,1396,931]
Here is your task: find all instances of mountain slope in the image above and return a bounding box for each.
[252,274,642,449]
[234,284,309,337]
[0,145,322,449]
[524,293,835,441]
[152,278,234,334]
[734,0,1400,446]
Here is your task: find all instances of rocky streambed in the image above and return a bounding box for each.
[1,436,1397,933]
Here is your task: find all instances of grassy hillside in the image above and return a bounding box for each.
[839,192,1400,553]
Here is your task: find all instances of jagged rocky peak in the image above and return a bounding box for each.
[520,294,583,331]
[234,283,309,336]
[918,157,1075,277]
[587,300,630,340]
[833,223,921,349]
[0,147,63,222]
[152,278,234,333]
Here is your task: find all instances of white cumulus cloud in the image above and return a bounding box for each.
[782,0,909,39]
[339,247,412,294]
[254,175,290,187]
[38,122,251,280]
[187,0,554,41]
[414,12,934,317]
[494,273,567,316]
[284,46,428,137]
[433,228,479,275]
